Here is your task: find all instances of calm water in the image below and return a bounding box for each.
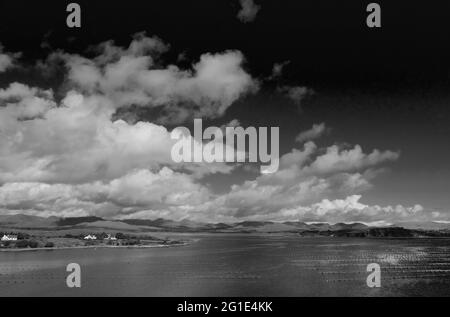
[1,235,449,296]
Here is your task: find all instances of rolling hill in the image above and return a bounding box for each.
[0,214,449,237]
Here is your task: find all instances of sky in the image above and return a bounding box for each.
[0,0,449,224]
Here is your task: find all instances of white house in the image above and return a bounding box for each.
[1,234,18,241]
[83,234,97,240]
[105,234,117,241]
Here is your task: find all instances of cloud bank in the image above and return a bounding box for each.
[0,34,441,224]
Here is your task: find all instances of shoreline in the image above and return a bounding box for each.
[0,242,189,252]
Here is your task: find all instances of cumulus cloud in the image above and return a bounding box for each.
[0,98,402,222]
[0,83,56,119]
[296,123,328,143]
[308,144,399,175]
[0,89,236,184]
[0,34,257,187]
[237,0,260,23]
[197,142,400,220]
[0,136,437,223]
[0,44,20,72]
[279,86,314,106]
[260,195,430,224]
[0,167,211,218]
[0,139,433,224]
[268,61,290,80]
[50,34,258,124]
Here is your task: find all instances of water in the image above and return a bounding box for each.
[1,235,449,296]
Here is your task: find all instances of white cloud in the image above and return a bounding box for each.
[269,61,290,79]
[53,34,258,124]
[0,83,56,119]
[0,34,257,185]
[198,142,399,220]
[296,123,328,143]
[308,144,399,175]
[237,0,261,23]
[0,88,236,184]
[269,195,429,224]
[0,167,211,219]
[278,85,314,106]
[0,123,405,222]
[0,44,20,72]
[0,141,437,223]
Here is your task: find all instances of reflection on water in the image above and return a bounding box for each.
[0,236,449,296]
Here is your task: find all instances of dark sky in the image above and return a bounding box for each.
[1,0,449,86]
[1,0,450,212]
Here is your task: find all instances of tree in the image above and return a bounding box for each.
[116,232,126,240]
[28,240,39,248]
[17,232,30,240]
[16,240,29,248]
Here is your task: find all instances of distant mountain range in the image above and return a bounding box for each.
[1,214,450,237]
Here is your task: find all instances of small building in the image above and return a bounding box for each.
[105,234,117,241]
[1,234,18,241]
[83,234,97,240]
